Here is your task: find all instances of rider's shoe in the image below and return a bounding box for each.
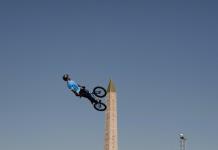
[91,101,95,105]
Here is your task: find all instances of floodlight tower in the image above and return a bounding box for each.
[179,134,187,150]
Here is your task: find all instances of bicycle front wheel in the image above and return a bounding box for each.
[93,86,107,98]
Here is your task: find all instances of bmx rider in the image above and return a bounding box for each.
[62,74,95,103]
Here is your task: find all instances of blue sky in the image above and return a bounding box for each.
[0,0,218,150]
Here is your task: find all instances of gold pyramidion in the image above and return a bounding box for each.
[107,79,116,92]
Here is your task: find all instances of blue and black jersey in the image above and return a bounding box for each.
[67,80,81,94]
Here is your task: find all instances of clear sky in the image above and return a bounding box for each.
[0,0,217,150]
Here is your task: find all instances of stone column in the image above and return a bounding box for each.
[104,80,118,150]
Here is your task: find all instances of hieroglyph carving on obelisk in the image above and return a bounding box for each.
[104,80,118,150]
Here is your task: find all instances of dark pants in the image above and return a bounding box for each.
[79,89,96,103]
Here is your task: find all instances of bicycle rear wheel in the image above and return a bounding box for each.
[94,101,107,111]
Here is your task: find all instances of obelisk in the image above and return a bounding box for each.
[104,80,118,150]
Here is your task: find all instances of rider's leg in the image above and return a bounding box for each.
[79,89,96,104]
